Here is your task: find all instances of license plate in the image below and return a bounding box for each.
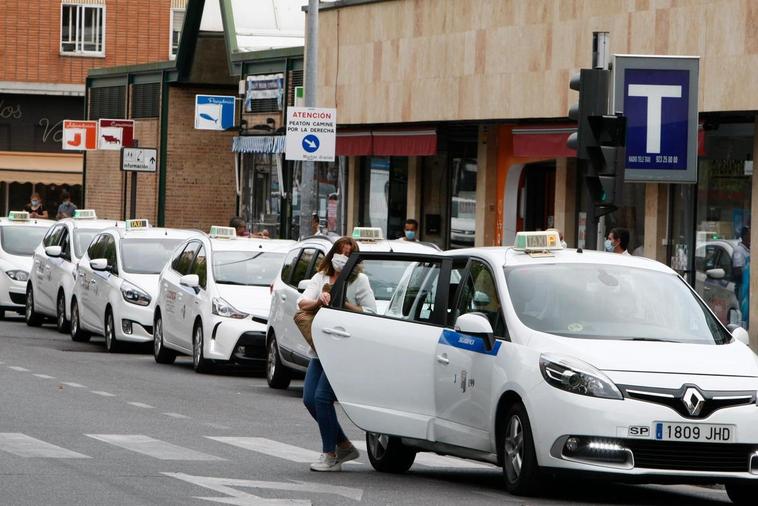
[654,422,735,442]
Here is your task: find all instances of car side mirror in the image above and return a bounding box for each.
[454,312,496,352]
[45,245,62,258]
[297,279,310,292]
[90,258,108,271]
[473,290,491,306]
[180,274,200,291]
[730,325,750,346]
[706,268,726,280]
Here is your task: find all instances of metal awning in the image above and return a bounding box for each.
[232,135,285,154]
[0,170,82,186]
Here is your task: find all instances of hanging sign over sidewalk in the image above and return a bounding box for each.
[285,107,336,162]
[195,95,236,131]
[98,119,135,151]
[62,120,98,151]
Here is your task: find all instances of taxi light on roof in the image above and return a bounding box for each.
[73,209,97,220]
[210,226,236,239]
[352,227,384,241]
[514,231,563,251]
[8,211,29,221]
[126,219,150,231]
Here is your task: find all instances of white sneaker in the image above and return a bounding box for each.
[310,453,342,472]
[336,445,359,465]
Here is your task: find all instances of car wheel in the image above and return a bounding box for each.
[104,309,120,353]
[153,313,176,364]
[69,299,91,342]
[56,292,70,333]
[266,333,292,389]
[192,322,213,373]
[726,481,758,505]
[502,402,540,496]
[365,432,416,473]
[24,285,43,327]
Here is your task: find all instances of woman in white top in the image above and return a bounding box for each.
[298,236,376,472]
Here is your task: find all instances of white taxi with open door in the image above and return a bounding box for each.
[312,231,758,505]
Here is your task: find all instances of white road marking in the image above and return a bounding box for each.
[8,366,29,372]
[204,423,230,430]
[127,402,154,409]
[162,412,190,419]
[86,434,224,461]
[207,437,360,466]
[165,472,364,504]
[90,391,116,397]
[352,440,494,469]
[0,433,89,459]
[61,382,86,388]
[33,374,55,379]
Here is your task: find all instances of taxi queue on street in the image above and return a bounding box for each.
[2,209,758,504]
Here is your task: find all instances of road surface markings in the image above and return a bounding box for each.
[127,402,154,409]
[352,440,494,469]
[165,472,364,504]
[7,366,29,372]
[204,423,230,430]
[33,374,55,379]
[86,434,224,461]
[206,437,359,466]
[90,390,116,397]
[162,412,190,419]
[0,433,89,459]
[61,382,86,388]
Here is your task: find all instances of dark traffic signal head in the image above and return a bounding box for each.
[567,69,610,160]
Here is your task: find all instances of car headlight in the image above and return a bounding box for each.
[5,270,29,282]
[539,353,622,400]
[120,281,151,306]
[212,297,249,319]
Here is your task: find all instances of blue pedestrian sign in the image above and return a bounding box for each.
[613,55,699,183]
[302,134,320,153]
[194,95,236,131]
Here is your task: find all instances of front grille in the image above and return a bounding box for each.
[9,292,25,305]
[625,439,755,472]
[618,384,756,419]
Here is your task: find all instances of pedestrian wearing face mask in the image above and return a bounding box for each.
[24,193,48,219]
[401,218,418,241]
[605,227,630,255]
[298,236,377,472]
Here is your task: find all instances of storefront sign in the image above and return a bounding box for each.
[285,107,336,162]
[97,119,135,151]
[121,147,157,172]
[613,55,699,183]
[194,95,236,131]
[62,120,97,151]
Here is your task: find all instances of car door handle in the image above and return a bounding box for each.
[279,294,287,301]
[437,353,450,365]
[323,327,351,338]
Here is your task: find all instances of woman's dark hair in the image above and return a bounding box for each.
[318,236,360,277]
[610,227,630,250]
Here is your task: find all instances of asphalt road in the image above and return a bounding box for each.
[0,315,734,505]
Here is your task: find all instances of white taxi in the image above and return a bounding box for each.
[153,226,295,373]
[69,219,201,351]
[311,231,758,505]
[0,211,54,318]
[25,210,124,331]
[265,228,441,389]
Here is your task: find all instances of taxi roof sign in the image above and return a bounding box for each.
[8,211,30,221]
[514,231,563,252]
[352,227,384,241]
[73,209,97,220]
[210,226,236,239]
[126,219,150,231]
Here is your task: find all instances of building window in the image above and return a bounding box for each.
[131,83,161,118]
[170,8,185,59]
[89,86,126,120]
[61,3,105,56]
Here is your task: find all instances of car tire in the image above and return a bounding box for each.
[153,312,176,364]
[501,402,540,496]
[104,309,120,353]
[56,291,70,333]
[192,322,213,373]
[69,299,91,342]
[726,481,758,505]
[24,285,43,327]
[365,432,416,473]
[266,333,292,389]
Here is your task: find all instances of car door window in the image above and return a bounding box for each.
[103,235,118,275]
[87,234,106,260]
[310,251,325,276]
[45,225,65,248]
[715,247,733,279]
[455,260,506,338]
[290,248,317,287]
[173,242,201,275]
[190,246,207,289]
[59,228,72,261]
[280,249,300,284]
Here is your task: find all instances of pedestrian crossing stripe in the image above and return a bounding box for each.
[206,436,359,466]
[0,433,89,459]
[85,434,224,461]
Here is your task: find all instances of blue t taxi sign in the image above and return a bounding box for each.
[613,55,699,183]
[194,95,236,131]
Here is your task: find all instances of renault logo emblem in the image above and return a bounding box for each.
[682,387,705,416]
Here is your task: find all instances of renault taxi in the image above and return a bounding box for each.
[69,219,201,351]
[153,226,295,373]
[265,227,441,389]
[311,231,758,505]
[25,210,124,331]
[0,211,54,318]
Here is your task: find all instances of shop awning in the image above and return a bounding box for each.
[336,130,373,156]
[372,129,437,156]
[512,125,577,158]
[0,170,82,186]
[232,135,286,154]
[0,151,82,185]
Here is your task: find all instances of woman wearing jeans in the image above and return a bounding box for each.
[298,236,377,471]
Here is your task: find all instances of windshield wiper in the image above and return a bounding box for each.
[217,280,250,286]
[628,337,678,343]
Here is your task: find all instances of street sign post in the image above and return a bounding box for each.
[613,55,699,183]
[97,119,135,151]
[62,120,98,151]
[285,107,336,162]
[121,147,157,172]
[194,95,236,131]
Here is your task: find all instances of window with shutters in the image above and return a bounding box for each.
[61,2,105,56]
[286,70,303,106]
[89,86,126,120]
[131,83,161,118]
[170,8,185,59]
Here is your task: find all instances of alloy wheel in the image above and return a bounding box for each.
[71,304,79,335]
[367,432,389,461]
[154,317,163,356]
[266,339,277,382]
[105,312,114,350]
[504,414,524,483]
[57,296,65,329]
[25,290,33,321]
[193,326,202,368]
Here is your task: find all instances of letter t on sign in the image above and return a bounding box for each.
[627,84,682,153]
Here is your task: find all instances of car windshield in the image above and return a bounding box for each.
[213,251,284,286]
[74,229,100,258]
[0,226,48,256]
[121,238,185,274]
[505,264,732,345]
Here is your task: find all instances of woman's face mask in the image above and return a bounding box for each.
[31,199,39,206]
[604,238,615,252]
[331,253,348,272]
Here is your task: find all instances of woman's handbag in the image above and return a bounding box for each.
[293,283,331,349]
